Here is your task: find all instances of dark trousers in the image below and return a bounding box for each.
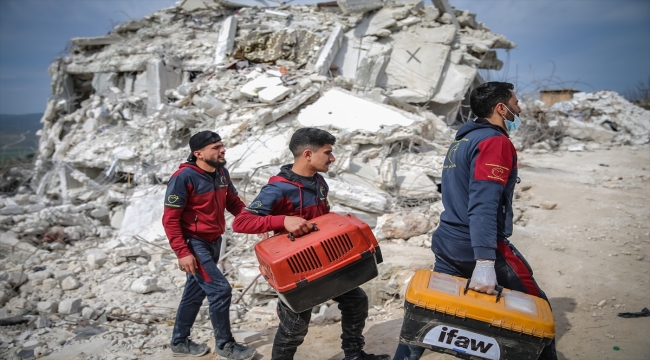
[171,237,235,349]
[271,287,369,360]
[393,238,558,360]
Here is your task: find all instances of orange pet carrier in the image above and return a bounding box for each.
[254,212,383,312]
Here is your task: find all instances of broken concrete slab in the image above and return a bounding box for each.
[431,0,460,30]
[227,132,290,178]
[354,43,392,92]
[258,85,292,104]
[564,118,615,143]
[92,73,119,98]
[0,231,39,254]
[114,19,150,33]
[70,34,123,47]
[130,276,158,294]
[214,15,238,65]
[457,10,478,29]
[256,85,321,126]
[328,178,388,213]
[378,29,452,95]
[37,301,59,314]
[233,329,262,343]
[117,186,166,244]
[314,26,344,76]
[180,0,225,11]
[337,0,384,15]
[58,298,81,314]
[146,60,182,114]
[395,169,438,198]
[297,88,419,133]
[459,28,516,53]
[397,16,422,27]
[241,75,283,98]
[40,339,110,360]
[332,32,371,80]
[478,50,504,70]
[388,89,430,103]
[432,62,476,104]
[366,8,401,36]
[375,210,431,240]
[397,152,446,180]
[264,9,291,20]
[416,25,456,45]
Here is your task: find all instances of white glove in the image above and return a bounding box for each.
[469,260,497,294]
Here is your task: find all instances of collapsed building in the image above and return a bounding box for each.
[1,0,649,358]
[512,89,650,152]
[23,0,517,245]
[35,0,516,207]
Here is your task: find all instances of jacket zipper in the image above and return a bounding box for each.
[194,214,198,233]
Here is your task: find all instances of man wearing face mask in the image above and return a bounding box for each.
[393,82,557,360]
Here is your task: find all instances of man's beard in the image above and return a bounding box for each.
[205,158,226,169]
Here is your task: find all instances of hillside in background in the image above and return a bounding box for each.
[0,113,42,158]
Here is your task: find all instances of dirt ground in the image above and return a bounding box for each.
[142,146,650,360]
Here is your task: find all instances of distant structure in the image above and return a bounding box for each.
[540,89,580,107]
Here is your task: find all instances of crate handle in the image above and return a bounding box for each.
[287,223,319,242]
[463,278,504,303]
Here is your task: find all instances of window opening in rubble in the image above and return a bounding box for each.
[188,71,202,82]
[113,171,135,184]
[140,161,164,185]
[123,72,137,94]
[59,120,76,140]
[77,166,104,179]
[0,158,34,196]
[94,168,134,186]
[69,73,94,111]
[173,127,192,149]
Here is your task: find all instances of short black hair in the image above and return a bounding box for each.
[289,128,336,157]
[470,82,514,118]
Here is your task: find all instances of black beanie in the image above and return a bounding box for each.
[187,131,222,162]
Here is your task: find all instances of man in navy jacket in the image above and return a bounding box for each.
[234,128,389,360]
[163,131,255,360]
[394,82,557,360]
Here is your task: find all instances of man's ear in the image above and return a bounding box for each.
[494,103,504,117]
[194,150,202,160]
[302,148,313,160]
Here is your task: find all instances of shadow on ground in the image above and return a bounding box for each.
[549,297,577,360]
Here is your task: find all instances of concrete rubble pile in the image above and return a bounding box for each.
[0,0,516,358]
[516,90,650,153]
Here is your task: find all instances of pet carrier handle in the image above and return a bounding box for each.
[287,223,319,241]
[463,278,504,303]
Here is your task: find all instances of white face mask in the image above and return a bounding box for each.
[501,104,521,132]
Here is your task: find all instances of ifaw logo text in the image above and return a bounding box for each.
[423,325,500,360]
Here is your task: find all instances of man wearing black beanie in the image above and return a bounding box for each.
[162,130,256,360]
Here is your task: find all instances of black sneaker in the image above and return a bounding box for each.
[215,341,256,360]
[170,339,210,357]
[344,351,391,360]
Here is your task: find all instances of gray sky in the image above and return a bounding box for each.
[0,0,648,114]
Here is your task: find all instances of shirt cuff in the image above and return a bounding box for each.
[270,215,286,231]
[473,246,496,260]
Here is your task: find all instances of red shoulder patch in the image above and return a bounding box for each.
[474,135,515,185]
